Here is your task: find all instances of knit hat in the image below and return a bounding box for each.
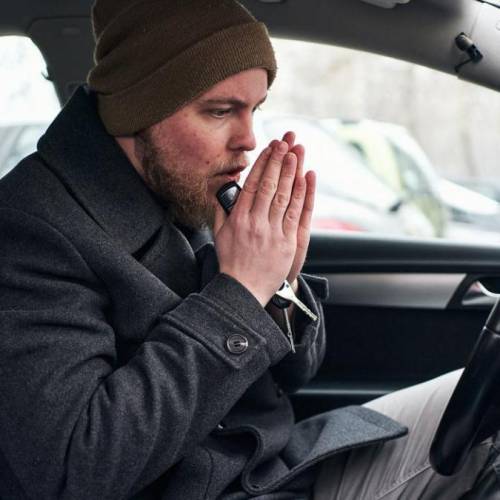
[87,0,277,136]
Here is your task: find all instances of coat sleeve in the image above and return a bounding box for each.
[0,207,291,500]
[270,273,329,394]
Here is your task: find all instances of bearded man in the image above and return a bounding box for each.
[0,1,499,499]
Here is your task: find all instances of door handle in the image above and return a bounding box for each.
[462,280,500,307]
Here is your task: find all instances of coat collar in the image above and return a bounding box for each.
[37,86,165,255]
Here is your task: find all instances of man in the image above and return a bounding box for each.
[0,1,498,499]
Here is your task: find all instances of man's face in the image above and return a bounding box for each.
[135,68,268,229]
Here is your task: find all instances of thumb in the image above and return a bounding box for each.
[212,203,227,237]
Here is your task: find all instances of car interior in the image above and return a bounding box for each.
[3,0,500,477]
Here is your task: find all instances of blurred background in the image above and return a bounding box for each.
[2,35,500,243]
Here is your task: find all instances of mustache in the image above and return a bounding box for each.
[215,155,250,175]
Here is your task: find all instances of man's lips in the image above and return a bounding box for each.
[215,166,247,183]
[218,166,247,176]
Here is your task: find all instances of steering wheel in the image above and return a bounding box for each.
[430,296,500,476]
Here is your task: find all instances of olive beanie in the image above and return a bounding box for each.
[87,0,277,136]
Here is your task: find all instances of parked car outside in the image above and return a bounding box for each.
[322,118,448,237]
[452,178,500,204]
[437,178,500,243]
[250,113,435,237]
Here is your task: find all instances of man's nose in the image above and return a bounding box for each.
[230,116,257,152]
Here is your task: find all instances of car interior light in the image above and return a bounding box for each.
[360,0,410,8]
[454,32,483,73]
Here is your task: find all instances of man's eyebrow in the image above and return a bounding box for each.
[198,95,268,107]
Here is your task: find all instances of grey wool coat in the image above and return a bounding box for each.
[0,87,406,500]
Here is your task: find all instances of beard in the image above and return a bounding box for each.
[136,129,244,230]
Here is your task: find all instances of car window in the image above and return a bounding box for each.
[0,36,60,178]
[390,141,431,194]
[260,116,399,209]
[260,37,500,243]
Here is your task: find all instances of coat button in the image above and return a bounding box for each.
[226,334,249,354]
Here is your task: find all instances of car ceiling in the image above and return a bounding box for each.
[2,0,500,102]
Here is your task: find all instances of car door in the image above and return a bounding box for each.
[249,25,500,422]
[291,232,499,421]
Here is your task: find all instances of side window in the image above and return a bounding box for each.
[259,38,500,244]
[391,142,430,194]
[0,36,60,178]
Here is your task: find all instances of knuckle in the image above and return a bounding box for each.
[268,157,283,169]
[253,228,265,242]
[260,178,277,194]
[249,217,264,236]
[274,192,290,208]
[281,170,295,181]
[295,178,307,191]
[293,187,306,200]
[243,180,259,194]
[286,209,299,221]
[231,212,245,227]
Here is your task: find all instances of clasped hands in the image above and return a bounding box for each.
[214,132,316,309]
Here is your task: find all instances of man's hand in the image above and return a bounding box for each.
[269,132,316,285]
[213,141,308,307]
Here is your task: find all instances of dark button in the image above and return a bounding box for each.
[276,387,284,398]
[226,334,249,354]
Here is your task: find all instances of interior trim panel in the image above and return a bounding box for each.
[324,273,466,309]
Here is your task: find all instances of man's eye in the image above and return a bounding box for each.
[210,108,232,118]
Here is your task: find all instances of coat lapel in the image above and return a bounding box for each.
[135,216,203,298]
[37,85,164,256]
[37,85,204,298]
